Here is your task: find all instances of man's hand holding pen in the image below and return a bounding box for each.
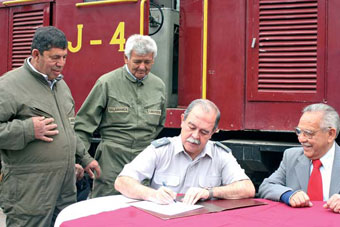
[151,182,177,205]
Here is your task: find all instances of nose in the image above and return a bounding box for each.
[297,133,308,143]
[56,57,66,67]
[192,129,200,139]
[138,62,146,69]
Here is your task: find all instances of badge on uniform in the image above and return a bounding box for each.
[147,109,161,115]
[214,141,231,153]
[151,138,170,148]
[108,106,129,113]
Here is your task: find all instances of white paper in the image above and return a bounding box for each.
[131,200,203,216]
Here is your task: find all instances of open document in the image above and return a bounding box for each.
[131,201,203,216]
[130,198,267,220]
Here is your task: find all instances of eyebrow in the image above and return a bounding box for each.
[51,54,67,58]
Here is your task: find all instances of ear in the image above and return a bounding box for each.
[124,55,129,64]
[328,128,337,143]
[180,113,185,128]
[30,49,41,66]
[31,49,40,59]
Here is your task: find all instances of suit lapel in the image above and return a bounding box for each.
[295,153,310,192]
[330,143,340,196]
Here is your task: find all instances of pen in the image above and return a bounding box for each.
[162,182,177,203]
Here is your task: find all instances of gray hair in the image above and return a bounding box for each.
[303,103,340,137]
[183,99,221,131]
[31,26,67,54]
[124,34,157,59]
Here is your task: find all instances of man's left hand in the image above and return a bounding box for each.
[182,187,209,205]
[324,194,340,213]
[84,160,101,179]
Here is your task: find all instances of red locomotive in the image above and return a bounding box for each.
[1,0,339,185]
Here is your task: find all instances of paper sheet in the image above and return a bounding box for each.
[131,201,203,216]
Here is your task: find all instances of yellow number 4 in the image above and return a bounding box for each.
[110,22,125,52]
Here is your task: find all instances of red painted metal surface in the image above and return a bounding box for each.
[205,1,246,131]
[8,3,50,69]
[0,7,8,75]
[56,0,147,111]
[327,0,340,108]
[178,0,203,107]
[0,0,147,112]
[164,108,185,128]
[247,0,326,103]
[244,0,328,130]
[178,0,246,131]
[1,0,339,134]
[178,0,340,132]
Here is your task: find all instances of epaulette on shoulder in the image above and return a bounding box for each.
[151,138,170,148]
[214,141,231,153]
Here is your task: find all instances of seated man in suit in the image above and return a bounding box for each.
[259,103,340,213]
[115,99,255,205]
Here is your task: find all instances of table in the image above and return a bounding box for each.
[55,195,340,227]
[54,195,135,227]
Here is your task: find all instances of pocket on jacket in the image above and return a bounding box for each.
[29,106,54,118]
[106,95,131,124]
[144,99,163,126]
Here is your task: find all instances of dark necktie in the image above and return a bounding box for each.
[307,159,323,201]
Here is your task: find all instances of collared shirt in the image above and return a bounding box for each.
[119,136,249,194]
[124,64,148,83]
[27,57,63,89]
[310,142,335,200]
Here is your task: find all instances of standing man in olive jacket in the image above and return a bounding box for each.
[0,26,101,227]
[75,34,166,197]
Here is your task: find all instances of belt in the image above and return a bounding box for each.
[101,137,151,149]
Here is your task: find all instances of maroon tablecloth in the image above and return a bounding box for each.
[61,199,340,227]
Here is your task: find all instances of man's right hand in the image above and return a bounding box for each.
[289,191,313,207]
[151,186,177,205]
[32,116,58,142]
[84,160,101,179]
[75,164,85,181]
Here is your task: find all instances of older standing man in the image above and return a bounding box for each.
[259,103,340,213]
[115,99,255,205]
[75,34,166,197]
[0,26,100,227]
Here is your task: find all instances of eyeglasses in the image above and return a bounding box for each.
[295,127,324,139]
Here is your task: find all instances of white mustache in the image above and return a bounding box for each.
[186,137,200,145]
[301,142,311,147]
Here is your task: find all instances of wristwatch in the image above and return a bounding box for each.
[205,187,214,200]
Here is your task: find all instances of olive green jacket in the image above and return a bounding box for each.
[0,59,93,169]
[75,66,166,151]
